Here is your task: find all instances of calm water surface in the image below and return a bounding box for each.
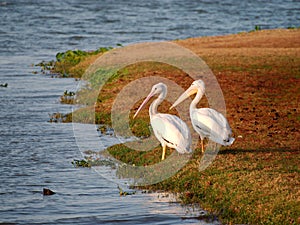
[0,0,299,224]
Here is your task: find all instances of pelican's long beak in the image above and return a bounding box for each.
[170,86,197,110]
[133,92,154,119]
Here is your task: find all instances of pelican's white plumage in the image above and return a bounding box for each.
[133,83,192,160]
[170,80,235,152]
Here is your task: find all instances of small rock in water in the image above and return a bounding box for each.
[43,188,56,195]
[0,83,8,87]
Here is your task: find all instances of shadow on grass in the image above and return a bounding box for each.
[219,148,300,155]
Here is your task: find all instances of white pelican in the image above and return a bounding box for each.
[133,83,192,160]
[170,80,235,152]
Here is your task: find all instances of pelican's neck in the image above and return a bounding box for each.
[190,88,204,111]
[149,92,165,117]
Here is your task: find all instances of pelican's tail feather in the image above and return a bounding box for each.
[176,144,192,154]
[186,147,193,154]
[223,137,235,146]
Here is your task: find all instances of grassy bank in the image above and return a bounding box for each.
[45,29,300,224]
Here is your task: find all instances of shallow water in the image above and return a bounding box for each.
[0,0,299,224]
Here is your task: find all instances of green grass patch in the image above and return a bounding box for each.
[107,143,165,166]
[139,149,300,224]
[54,47,113,78]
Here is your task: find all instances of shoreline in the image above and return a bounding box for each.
[42,28,300,224]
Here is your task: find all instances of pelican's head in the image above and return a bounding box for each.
[133,82,167,118]
[170,79,205,109]
[191,79,205,94]
[149,82,167,98]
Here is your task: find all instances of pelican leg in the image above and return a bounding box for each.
[161,144,166,160]
[201,139,204,153]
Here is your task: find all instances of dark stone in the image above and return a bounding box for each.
[43,188,56,195]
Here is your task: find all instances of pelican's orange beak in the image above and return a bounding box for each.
[170,85,197,110]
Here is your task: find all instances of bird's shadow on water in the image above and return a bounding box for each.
[219,148,300,155]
